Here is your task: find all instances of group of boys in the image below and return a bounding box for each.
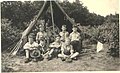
[23,24,81,63]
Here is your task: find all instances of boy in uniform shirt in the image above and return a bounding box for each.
[23,33,39,63]
[69,25,81,53]
[58,38,79,62]
[59,25,69,42]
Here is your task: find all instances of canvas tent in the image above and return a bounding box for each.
[5,1,78,59]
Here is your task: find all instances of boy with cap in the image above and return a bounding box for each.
[23,33,39,63]
[69,25,81,53]
[59,25,69,42]
[58,38,79,62]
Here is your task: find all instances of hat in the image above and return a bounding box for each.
[30,49,41,58]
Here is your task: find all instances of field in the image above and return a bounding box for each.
[2,44,120,72]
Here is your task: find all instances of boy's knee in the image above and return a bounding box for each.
[58,54,63,57]
[75,52,79,56]
[25,50,29,53]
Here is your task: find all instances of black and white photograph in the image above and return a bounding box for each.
[1,0,119,72]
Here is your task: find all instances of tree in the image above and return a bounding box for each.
[1,1,44,29]
[1,18,22,50]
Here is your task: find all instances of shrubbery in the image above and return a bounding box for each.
[1,19,22,50]
[80,14,119,57]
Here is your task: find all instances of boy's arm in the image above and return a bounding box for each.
[36,33,39,42]
[23,43,30,49]
[66,32,69,36]
[61,45,64,55]
[44,32,48,39]
[49,43,54,48]
[34,42,39,47]
[69,33,72,40]
[70,46,74,56]
[77,33,81,40]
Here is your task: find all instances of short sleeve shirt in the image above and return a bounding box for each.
[36,32,47,40]
[59,31,69,41]
[23,42,39,50]
[69,32,80,41]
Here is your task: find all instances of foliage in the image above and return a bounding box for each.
[60,2,105,26]
[1,18,22,50]
[80,14,119,57]
[1,1,44,29]
[1,1,105,29]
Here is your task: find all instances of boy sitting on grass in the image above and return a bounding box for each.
[58,38,79,62]
[23,33,41,63]
[45,35,61,60]
[69,25,81,53]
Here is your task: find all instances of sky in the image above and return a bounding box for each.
[64,0,119,16]
[1,0,119,16]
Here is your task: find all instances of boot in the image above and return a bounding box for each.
[24,58,31,63]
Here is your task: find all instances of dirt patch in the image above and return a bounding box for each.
[1,44,120,72]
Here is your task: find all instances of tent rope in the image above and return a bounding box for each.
[3,38,20,53]
[4,39,22,61]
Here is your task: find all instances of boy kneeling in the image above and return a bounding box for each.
[23,33,41,63]
[58,38,79,62]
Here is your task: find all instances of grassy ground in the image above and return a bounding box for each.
[1,44,120,72]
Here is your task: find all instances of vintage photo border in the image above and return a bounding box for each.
[0,0,119,73]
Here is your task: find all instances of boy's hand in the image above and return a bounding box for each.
[56,45,61,48]
[36,41,38,43]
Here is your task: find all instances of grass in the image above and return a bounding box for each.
[2,44,120,72]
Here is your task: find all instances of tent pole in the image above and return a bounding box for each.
[22,1,47,39]
[50,1,56,37]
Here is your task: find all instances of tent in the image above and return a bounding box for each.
[5,1,78,59]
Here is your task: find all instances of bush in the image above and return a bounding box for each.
[1,18,22,51]
[80,14,119,57]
